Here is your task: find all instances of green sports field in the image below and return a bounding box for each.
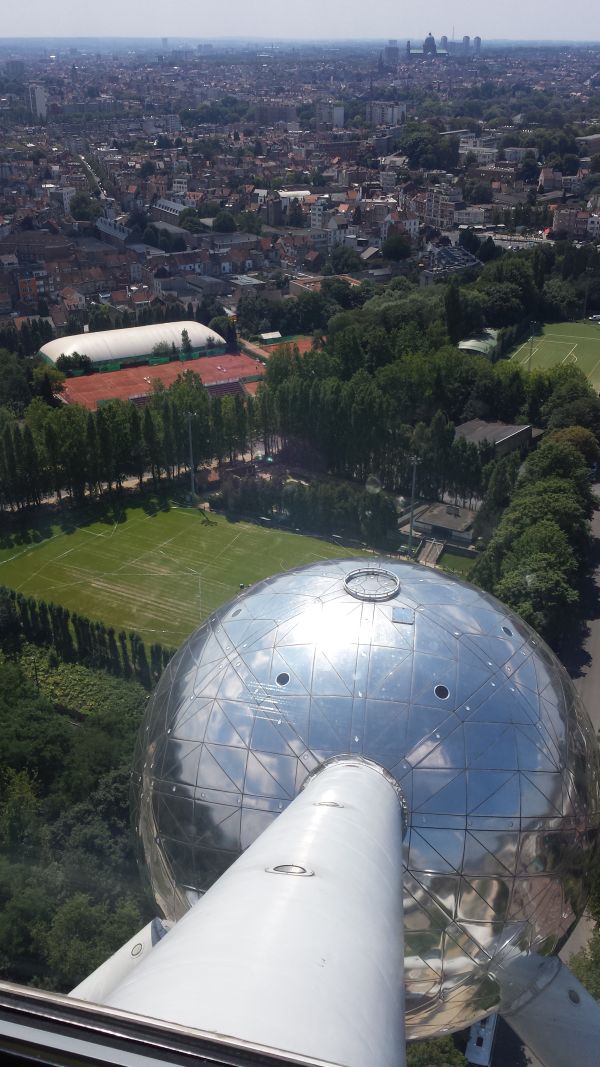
[510,320,600,391]
[0,504,366,647]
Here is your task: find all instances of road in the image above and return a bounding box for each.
[79,154,107,199]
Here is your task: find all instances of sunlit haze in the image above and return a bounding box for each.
[2,0,600,42]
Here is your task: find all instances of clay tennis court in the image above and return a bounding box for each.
[242,335,315,360]
[60,353,265,410]
[274,335,315,355]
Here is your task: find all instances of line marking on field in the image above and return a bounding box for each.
[587,353,600,387]
[511,341,530,361]
[561,344,578,364]
[515,343,540,365]
[0,529,64,567]
[545,332,600,343]
[540,338,580,345]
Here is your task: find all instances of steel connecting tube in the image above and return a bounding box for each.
[103,757,408,1067]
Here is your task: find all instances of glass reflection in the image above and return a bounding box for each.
[132,558,600,1039]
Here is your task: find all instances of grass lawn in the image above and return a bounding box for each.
[438,548,476,578]
[510,320,600,391]
[0,501,367,648]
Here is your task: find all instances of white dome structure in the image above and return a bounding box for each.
[39,321,226,368]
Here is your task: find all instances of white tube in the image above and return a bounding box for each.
[499,954,600,1067]
[105,758,407,1067]
[69,918,169,1005]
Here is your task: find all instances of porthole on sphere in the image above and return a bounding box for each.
[434,684,450,700]
[502,625,513,636]
[232,608,241,617]
[276,672,290,686]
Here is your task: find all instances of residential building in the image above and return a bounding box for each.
[459,135,499,165]
[383,40,400,68]
[310,197,329,229]
[316,103,345,128]
[26,84,48,120]
[552,206,590,238]
[18,268,47,304]
[420,245,481,284]
[503,147,530,163]
[454,206,488,226]
[538,167,563,192]
[424,184,464,229]
[366,102,407,126]
[380,169,399,193]
[62,187,77,213]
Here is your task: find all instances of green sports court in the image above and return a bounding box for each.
[510,320,600,391]
[0,503,366,648]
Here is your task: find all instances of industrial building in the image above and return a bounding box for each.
[39,321,226,371]
[454,418,535,457]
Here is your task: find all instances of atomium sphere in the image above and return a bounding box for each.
[132,559,600,1039]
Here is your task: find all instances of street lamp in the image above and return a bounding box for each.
[527,321,537,373]
[186,411,197,501]
[407,454,420,556]
[583,266,593,320]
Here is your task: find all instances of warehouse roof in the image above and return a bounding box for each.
[40,320,225,365]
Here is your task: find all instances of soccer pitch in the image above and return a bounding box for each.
[0,504,366,648]
[510,320,600,391]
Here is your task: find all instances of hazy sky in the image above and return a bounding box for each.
[2,0,600,42]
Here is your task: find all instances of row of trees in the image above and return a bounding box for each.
[219,474,398,546]
[0,586,173,688]
[3,342,599,532]
[0,372,209,507]
[0,317,53,358]
[0,365,286,511]
[472,428,599,645]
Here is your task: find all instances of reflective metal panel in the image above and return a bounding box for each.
[132,559,600,1039]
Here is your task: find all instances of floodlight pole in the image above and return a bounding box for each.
[583,267,592,320]
[527,321,535,373]
[186,411,195,499]
[408,454,419,556]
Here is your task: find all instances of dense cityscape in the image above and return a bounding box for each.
[2,32,600,1067]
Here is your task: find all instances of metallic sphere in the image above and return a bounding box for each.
[132,559,600,1039]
